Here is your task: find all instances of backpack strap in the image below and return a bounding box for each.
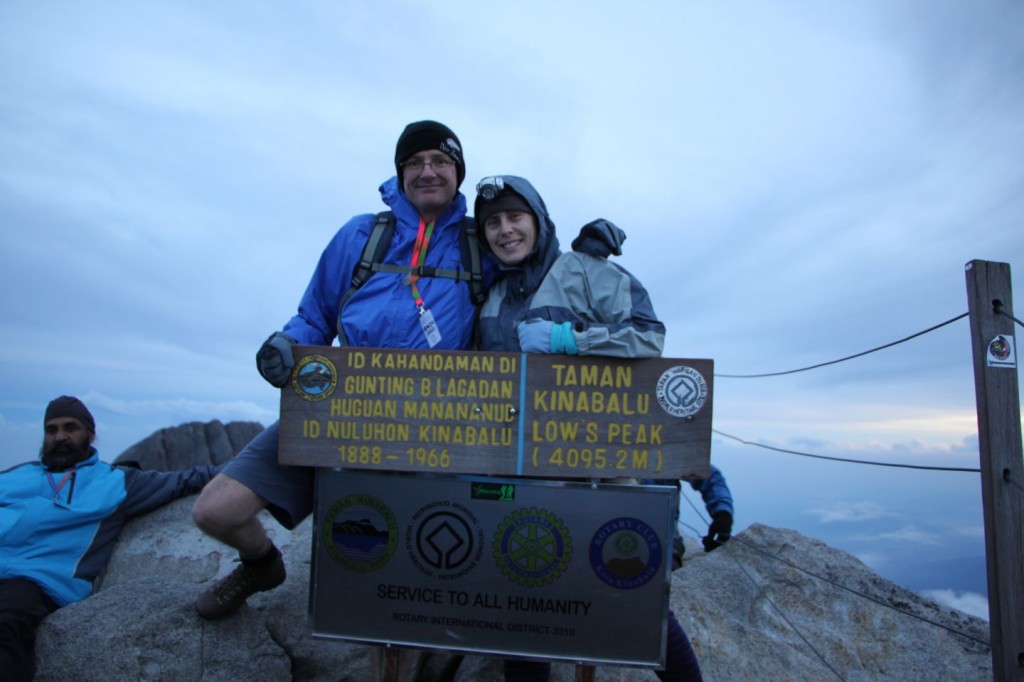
[352,212,396,291]
[337,212,396,345]
[459,216,486,305]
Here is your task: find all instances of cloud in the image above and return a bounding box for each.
[79,391,275,422]
[808,501,890,524]
[919,589,989,622]
[711,415,982,470]
[876,525,944,546]
[945,524,986,541]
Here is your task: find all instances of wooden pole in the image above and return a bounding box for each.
[369,646,412,682]
[574,664,597,681]
[965,259,1024,680]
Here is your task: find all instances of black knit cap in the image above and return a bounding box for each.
[44,395,95,432]
[476,190,534,226]
[394,120,465,188]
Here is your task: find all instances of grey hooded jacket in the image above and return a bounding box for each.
[474,175,665,357]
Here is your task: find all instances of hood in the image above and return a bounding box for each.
[474,175,561,296]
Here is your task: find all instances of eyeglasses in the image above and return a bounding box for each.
[401,156,455,173]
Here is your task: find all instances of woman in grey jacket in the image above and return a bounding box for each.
[474,175,665,357]
[473,176,702,682]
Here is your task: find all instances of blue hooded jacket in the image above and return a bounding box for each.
[283,176,490,350]
[687,464,734,517]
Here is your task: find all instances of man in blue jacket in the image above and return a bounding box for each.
[192,120,490,620]
[0,396,219,681]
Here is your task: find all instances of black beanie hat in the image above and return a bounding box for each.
[44,395,95,432]
[395,120,465,188]
[476,190,534,226]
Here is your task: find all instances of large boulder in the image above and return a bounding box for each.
[674,523,991,681]
[36,500,500,682]
[34,421,993,680]
[113,420,264,471]
[36,508,992,681]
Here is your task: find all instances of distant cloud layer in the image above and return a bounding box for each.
[809,501,890,524]
[920,589,989,622]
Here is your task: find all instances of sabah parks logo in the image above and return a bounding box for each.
[322,494,398,572]
[492,507,572,587]
[589,517,663,589]
[656,365,708,418]
[292,354,337,401]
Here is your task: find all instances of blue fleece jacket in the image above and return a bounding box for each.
[0,451,217,607]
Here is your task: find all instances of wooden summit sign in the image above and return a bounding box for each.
[278,346,713,480]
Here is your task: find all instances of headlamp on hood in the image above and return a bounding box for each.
[475,176,506,201]
[475,181,534,227]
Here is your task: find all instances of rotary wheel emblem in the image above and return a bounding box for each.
[492,507,572,587]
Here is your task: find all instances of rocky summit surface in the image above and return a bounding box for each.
[35,422,992,681]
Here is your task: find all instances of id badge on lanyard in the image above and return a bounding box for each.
[409,219,443,348]
[418,305,442,347]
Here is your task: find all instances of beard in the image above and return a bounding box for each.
[40,438,92,471]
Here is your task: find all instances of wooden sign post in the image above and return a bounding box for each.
[281,346,713,681]
[965,260,1024,681]
[278,346,713,480]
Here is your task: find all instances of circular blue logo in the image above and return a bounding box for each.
[589,517,663,589]
[293,355,337,401]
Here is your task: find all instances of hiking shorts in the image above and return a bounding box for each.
[219,420,314,530]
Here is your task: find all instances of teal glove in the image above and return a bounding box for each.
[550,321,579,355]
[517,320,579,355]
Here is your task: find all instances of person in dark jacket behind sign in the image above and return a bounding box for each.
[652,464,735,570]
[0,396,219,682]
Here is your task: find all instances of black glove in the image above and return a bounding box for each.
[256,332,297,388]
[702,511,733,552]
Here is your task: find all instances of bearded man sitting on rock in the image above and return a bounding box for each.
[0,396,219,682]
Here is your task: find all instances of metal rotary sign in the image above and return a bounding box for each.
[311,470,678,667]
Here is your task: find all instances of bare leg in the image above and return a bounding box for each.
[192,473,271,559]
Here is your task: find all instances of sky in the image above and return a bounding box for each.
[2,1,1023,624]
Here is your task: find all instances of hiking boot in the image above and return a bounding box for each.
[195,551,286,620]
